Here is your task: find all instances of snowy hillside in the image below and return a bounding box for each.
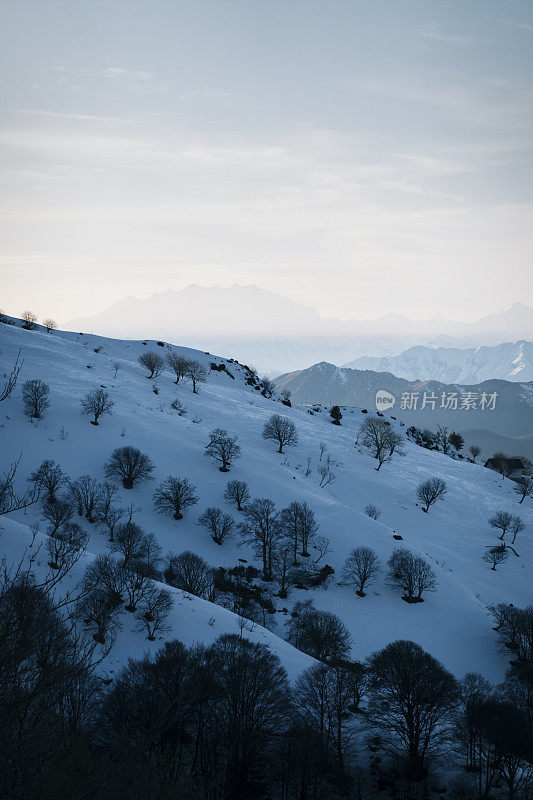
[344,340,533,384]
[1,320,532,684]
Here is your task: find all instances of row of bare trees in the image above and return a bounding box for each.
[342,546,437,601]
[139,349,208,392]
[358,414,404,470]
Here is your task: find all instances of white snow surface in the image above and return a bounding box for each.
[1,322,532,684]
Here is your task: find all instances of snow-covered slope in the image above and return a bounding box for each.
[344,340,533,384]
[1,321,532,683]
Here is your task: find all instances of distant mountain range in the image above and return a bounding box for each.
[67,285,533,373]
[273,362,533,460]
[343,341,533,384]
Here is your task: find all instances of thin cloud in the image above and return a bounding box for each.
[53,65,167,92]
[14,109,131,123]
[55,66,154,81]
[412,22,494,46]
[499,19,533,33]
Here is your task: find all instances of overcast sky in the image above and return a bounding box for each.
[1,0,532,323]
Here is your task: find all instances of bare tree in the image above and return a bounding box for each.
[262,414,298,453]
[367,640,458,779]
[28,459,68,503]
[205,428,241,472]
[489,511,514,540]
[185,360,207,393]
[286,603,352,663]
[514,478,533,504]
[0,458,43,515]
[43,319,57,333]
[490,604,533,663]
[209,634,291,793]
[272,541,293,598]
[224,479,250,511]
[112,361,120,379]
[105,446,154,489]
[417,477,447,513]
[121,565,148,612]
[359,415,404,470]
[98,503,123,542]
[135,584,173,640]
[81,388,114,425]
[0,349,23,402]
[510,515,525,544]
[69,475,103,522]
[456,672,493,774]
[95,481,119,519]
[153,476,198,520]
[21,310,37,330]
[280,501,319,565]
[469,445,481,461]
[198,507,236,544]
[110,521,150,567]
[22,378,50,418]
[42,498,74,536]
[138,350,164,379]
[472,696,533,800]
[239,498,281,581]
[294,662,353,772]
[134,532,162,579]
[0,570,106,797]
[364,504,381,520]
[166,352,189,383]
[387,548,437,602]
[343,547,381,597]
[95,483,122,542]
[164,550,213,597]
[312,534,331,566]
[318,462,335,487]
[82,554,125,607]
[482,545,509,571]
[299,502,319,557]
[47,522,88,570]
[280,501,303,565]
[75,589,122,644]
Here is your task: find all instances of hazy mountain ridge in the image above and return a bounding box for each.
[66,285,533,373]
